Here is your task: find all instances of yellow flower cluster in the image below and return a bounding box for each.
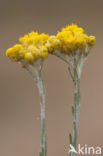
[6,32,49,63]
[56,24,96,54]
[6,24,96,64]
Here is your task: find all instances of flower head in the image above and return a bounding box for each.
[45,35,61,53]
[6,31,50,64]
[54,24,96,55]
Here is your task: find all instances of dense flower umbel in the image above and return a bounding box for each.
[6,32,49,64]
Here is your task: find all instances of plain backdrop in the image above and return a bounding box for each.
[0,0,103,156]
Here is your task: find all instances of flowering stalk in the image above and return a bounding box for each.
[5,32,49,156]
[5,24,96,156]
[54,50,88,156]
[50,24,95,156]
[25,61,47,156]
[54,51,87,156]
[69,56,86,156]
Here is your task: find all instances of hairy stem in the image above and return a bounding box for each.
[36,72,47,156]
[69,55,87,156]
[53,51,73,68]
[26,65,47,156]
[53,51,86,156]
[69,64,80,156]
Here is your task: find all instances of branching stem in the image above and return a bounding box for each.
[53,52,86,156]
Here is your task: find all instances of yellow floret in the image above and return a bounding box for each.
[28,31,38,37]
[62,24,84,34]
[40,51,48,58]
[88,36,96,46]
[40,46,48,58]
[75,35,86,49]
[19,32,49,46]
[24,52,34,63]
[6,44,23,61]
[47,36,61,51]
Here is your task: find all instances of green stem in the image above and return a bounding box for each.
[26,65,47,156]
